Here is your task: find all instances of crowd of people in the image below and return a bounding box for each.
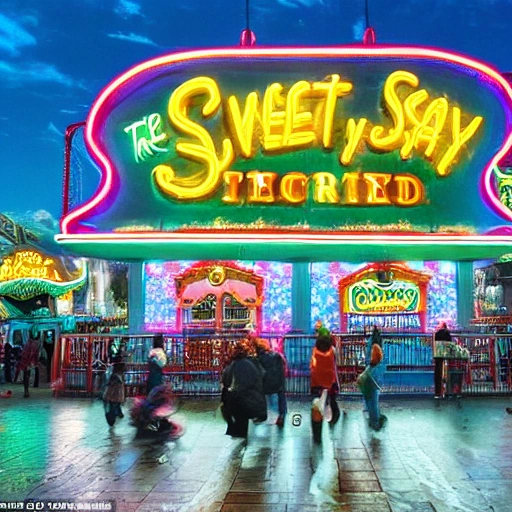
[11,323,508,442]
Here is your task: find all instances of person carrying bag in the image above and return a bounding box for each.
[358,325,387,431]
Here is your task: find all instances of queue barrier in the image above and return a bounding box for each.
[51,332,512,397]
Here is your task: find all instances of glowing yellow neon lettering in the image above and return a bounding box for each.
[402,96,448,160]
[246,171,277,203]
[222,171,244,203]
[312,173,339,203]
[436,107,483,176]
[394,175,424,205]
[341,172,360,204]
[311,75,353,148]
[369,71,419,150]
[364,173,392,204]
[226,92,260,158]
[283,81,315,149]
[280,172,308,203]
[262,83,286,151]
[400,89,429,159]
[340,118,368,165]
[153,77,234,200]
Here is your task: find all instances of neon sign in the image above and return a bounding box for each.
[347,279,420,314]
[57,47,512,262]
[0,249,87,300]
[339,262,431,331]
[0,251,63,282]
[147,71,481,204]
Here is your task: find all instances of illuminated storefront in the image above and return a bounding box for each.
[55,45,512,335]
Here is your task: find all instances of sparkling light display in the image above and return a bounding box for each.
[144,260,292,333]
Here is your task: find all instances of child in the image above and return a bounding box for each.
[310,331,340,440]
[130,384,184,438]
[103,358,126,427]
[147,334,167,394]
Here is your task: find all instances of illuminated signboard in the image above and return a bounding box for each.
[57,47,512,261]
[339,263,431,331]
[0,249,86,300]
[347,279,420,314]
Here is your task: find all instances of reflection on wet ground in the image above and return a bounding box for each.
[0,386,511,511]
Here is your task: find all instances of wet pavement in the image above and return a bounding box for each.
[1,384,512,512]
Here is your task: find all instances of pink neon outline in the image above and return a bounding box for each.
[60,46,512,235]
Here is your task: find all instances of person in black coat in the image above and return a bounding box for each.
[253,337,287,427]
[434,322,452,398]
[221,341,267,438]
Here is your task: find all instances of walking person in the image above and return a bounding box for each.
[17,332,41,398]
[359,325,387,431]
[310,330,341,442]
[252,337,287,427]
[220,341,267,438]
[3,339,12,383]
[103,357,126,427]
[434,322,451,398]
[147,334,167,394]
[42,331,55,383]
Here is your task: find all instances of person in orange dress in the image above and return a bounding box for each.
[310,329,340,439]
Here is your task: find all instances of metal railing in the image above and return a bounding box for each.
[51,332,512,397]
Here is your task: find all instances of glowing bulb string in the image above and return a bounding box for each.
[240,0,256,46]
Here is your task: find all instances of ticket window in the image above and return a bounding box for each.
[221,294,253,330]
[183,293,217,330]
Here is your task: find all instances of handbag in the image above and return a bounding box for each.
[357,366,381,399]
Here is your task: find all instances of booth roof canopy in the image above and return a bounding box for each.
[55,233,512,263]
[0,298,23,321]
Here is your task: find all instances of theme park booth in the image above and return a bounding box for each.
[54,43,512,396]
[0,246,86,383]
[174,261,263,333]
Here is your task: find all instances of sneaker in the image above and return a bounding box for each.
[147,422,159,431]
[23,392,30,398]
[118,412,124,419]
[276,415,285,427]
[506,407,512,414]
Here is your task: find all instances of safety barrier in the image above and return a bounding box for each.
[51,332,512,397]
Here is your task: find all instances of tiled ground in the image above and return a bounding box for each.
[1,384,512,511]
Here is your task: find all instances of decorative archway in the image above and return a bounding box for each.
[175,262,264,331]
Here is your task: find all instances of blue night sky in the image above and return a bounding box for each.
[1,0,511,227]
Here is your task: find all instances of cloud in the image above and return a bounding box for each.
[0,12,36,56]
[276,0,324,7]
[47,122,63,138]
[107,31,157,46]
[114,0,143,19]
[60,109,80,114]
[353,17,365,42]
[0,60,85,88]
